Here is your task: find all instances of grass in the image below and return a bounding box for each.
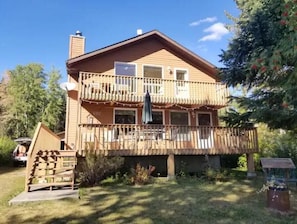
[0,167,297,224]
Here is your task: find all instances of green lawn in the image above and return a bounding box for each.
[0,167,296,224]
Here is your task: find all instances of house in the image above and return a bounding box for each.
[25,30,258,191]
[64,29,258,177]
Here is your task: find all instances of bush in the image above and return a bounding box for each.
[127,163,155,185]
[273,133,297,165]
[204,167,229,182]
[0,136,16,166]
[77,153,124,187]
[237,153,261,171]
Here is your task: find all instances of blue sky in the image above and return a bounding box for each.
[0,0,239,82]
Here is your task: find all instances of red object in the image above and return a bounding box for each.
[282,102,288,108]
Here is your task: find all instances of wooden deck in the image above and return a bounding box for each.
[80,72,228,107]
[77,124,258,156]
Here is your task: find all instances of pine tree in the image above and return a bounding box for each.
[220,0,297,130]
[42,68,66,133]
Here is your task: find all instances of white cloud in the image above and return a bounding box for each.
[199,22,229,42]
[189,17,217,26]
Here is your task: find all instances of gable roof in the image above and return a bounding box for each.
[66,30,219,79]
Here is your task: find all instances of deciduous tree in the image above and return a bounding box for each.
[6,64,47,137]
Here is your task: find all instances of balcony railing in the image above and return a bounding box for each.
[77,124,258,156]
[80,72,228,106]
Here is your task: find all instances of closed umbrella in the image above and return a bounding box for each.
[142,91,153,124]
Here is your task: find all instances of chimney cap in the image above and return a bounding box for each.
[75,30,82,36]
[136,29,143,35]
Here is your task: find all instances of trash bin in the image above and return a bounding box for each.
[267,188,290,212]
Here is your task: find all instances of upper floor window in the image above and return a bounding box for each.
[143,65,162,79]
[115,62,136,76]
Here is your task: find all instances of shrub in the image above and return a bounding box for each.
[204,167,229,182]
[127,163,155,185]
[0,136,16,166]
[77,153,124,187]
[177,160,188,178]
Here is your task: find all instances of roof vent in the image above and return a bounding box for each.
[75,30,82,36]
[136,29,143,35]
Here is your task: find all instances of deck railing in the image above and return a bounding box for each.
[77,124,258,156]
[80,72,229,106]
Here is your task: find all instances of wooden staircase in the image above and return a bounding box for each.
[26,150,77,192]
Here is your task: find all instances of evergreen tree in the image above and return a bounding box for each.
[220,0,297,130]
[42,68,66,133]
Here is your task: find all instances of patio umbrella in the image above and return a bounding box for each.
[142,91,153,124]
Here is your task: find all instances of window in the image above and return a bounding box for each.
[143,65,162,78]
[114,109,136,139]
[197,113,211,126]
[170,111,190,140]
[114,62,136,92]
[197,112,213,148]
[149,111,164,125]
[197,113,212,139]
[115,62,136,76]
[175,69,189,98]
[143,65,163,94]
[176,69,187,80]
[114,109,136,124]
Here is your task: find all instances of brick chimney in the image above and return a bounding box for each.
[69,31,85,59]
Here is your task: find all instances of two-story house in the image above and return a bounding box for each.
[63,29,258,178]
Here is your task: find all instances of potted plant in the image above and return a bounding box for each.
[258,177,290,212]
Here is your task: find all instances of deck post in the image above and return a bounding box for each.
[167,153,175,179]
[246,153,257,178]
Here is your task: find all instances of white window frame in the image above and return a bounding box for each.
[142,64,164,95]
[109,108,138,141]
[169,110,190,141]
[196,111,214,149]
[174,68,189,98]
[142,64,164,79]
[113,107,138,124]
[114,61,137,76]
[114,62,137,93]
[151,109,165,125]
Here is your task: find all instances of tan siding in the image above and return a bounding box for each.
[66,36,226,152]
[80,104,114,124]
[71,39,215,83]
[67,97,78,147]
[65,76,79,148]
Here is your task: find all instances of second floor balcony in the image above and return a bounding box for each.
[80,72,229,106]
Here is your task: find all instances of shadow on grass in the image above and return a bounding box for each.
[4,170,297,224]
[44,178,297,222]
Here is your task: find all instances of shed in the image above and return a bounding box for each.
[260,158,296,183]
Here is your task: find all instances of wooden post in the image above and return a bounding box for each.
[246,153,256,178]
[167,153,175,179]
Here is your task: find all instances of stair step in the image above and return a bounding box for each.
[28,182,75,191]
